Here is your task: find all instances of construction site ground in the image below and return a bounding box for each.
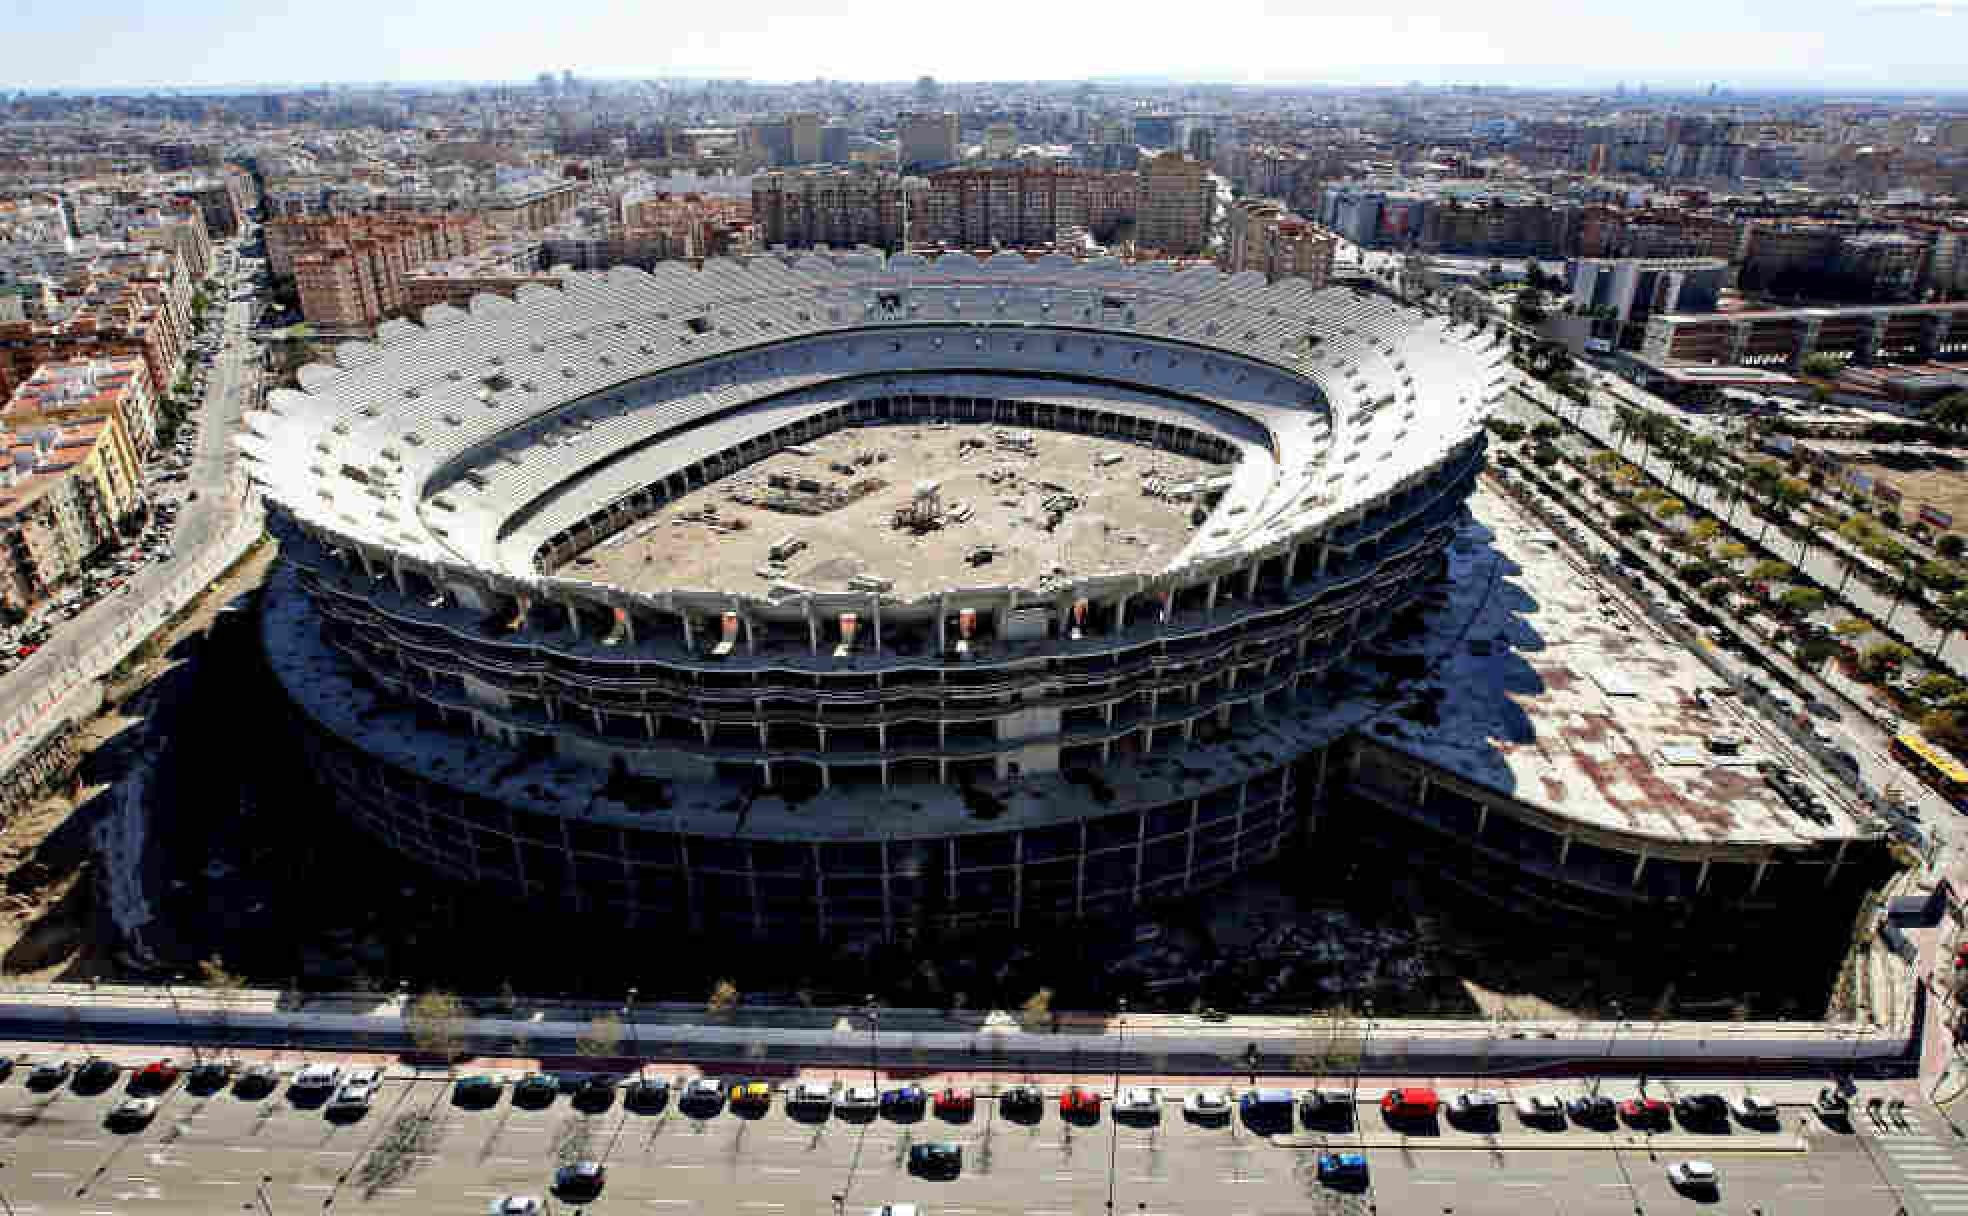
[0,540,277,982]
[566,422,1223,598]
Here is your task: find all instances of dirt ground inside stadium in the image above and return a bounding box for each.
[563,422,1226,599]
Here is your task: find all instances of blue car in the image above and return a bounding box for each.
[880,1085,926,1111]
[1317,1152,1368,1184]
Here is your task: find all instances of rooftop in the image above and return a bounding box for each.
[1374,487,1869,849]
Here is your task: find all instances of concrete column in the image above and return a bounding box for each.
[1317,544,1331,575]
[1557,834,1573,866]
[806,602,820,653]
[1415,774,1431,807]
[565,599,582,638]
[620,608,636,645]
[1630,848,1650,888]
[1204,578,1219,616]
[936,595,948,654]
[1695,856,1712,893]
[1750,858,1771,895]
[681,614,695,653]
[1245,562,1261,597]
[1474,802,1489,836]
[1283,546,1300,584]
[872,598,883,652]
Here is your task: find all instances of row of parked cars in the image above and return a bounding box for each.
[1373,1084,1786,1131]
[4,1055,384,1124]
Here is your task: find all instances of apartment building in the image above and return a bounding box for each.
[1136,152,1213,256]
[6,354,161,455]
[751,169,922,250]
[898,112,959,171]
[277,213,491,332]
[1219,198,1337,286]
[0,416,144,614]
[919,166,1139,249]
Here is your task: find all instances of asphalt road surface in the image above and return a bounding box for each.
[0,1067,1918,1216]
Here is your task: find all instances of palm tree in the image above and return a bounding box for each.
[1928,590,1968,663]
[1612,406,1644,459]
[1885,556,1924,630]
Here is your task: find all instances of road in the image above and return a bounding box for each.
[0,1065,1920,1216]
[0,251,261,759]
[1521,375,1968,677]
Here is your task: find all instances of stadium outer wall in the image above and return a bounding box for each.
[260,427,1483,939]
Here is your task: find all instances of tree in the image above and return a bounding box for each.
[199,955,246,1060]
[1928,589,1968,661]
[1611,511,1646,535]
[1512,287,1547,326]
[1018,987,1055,1032]
[405,990,468,1067]
[577,1012,624,1059]
[1940,534,1966,560]
[1833,617,1872,638]
[1778,587,1827,616]
[1801,352,1844,379]
[1927,391,1968,432]
[1916,673,1968,705]
[1531,441,1562,468]
[1921,710,1968,754]
[1717,541,1751,562]
[1919,560,1967,594]
[1750,559,1794,581]
[707,979,740,1021]
[1859,641,1914,680]
[1689,519,1722,548]
[1654,497,1686,521]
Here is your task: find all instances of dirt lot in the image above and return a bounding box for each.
[568,422,1223,598]
[1837,448,1968,523]
[0,540,276,981]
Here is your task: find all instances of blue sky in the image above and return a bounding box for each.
[13,0,1966,92]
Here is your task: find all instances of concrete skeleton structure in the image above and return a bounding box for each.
[239,251,1880,936]
[1642,300,1968,369]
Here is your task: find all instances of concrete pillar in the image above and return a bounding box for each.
[1283,546,1300,584]
[565,599,581,638]
[1695,856,1712,893]
[1317,544,1332,575]
[936,595,948,654]
[1415,774,1431,807]
[1750,858,1770,896]
[681,614,695,653]
[1557,834,1573,866]
[1474,802,1489,836]
[1204,578,1219,616]
[806,601,820,653]
[1630,848,1649,888]
[620,608,636,645]
[872,597,883,652]
[1245,562,1261,597]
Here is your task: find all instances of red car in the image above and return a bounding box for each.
[1619,1097,1670,1126]
[933,1087,974,1116]
[1380,1087,1440,1119]
[1059,1086,1102,1117]
[134,1060,180,1091]
[1953,943,1968,969]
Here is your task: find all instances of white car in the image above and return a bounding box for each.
[331,1070,380,1111]
[1183,1089,1232,1118]
[108,1096,159,1127]
[1666,1160,1718,1191]
[1116,1086,1161,1116]
[835,1084,880,1113]
[487,1199,543,1216]
[865,1206,921,1216]
[1731,1094,1779,1123]
[789,1081,834,1108]
[1515,1093,1565,1123]
[1454,1089,1504,1112]
[290,1064,340,1093]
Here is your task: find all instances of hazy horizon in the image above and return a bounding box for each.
[12,0,1968,96]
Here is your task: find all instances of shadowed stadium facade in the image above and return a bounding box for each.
[244,252,1505,935]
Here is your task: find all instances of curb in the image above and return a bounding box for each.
[1271,1132,1808,1153]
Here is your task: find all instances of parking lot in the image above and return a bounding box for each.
[0,1059,1915,1215]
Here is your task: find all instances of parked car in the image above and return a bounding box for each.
[1184,1089,1232,1119]
[1316,1152,1369,1185]
[330,1068,381,1113]
[1454,1090,1504,1114]
[1815,1088,1851,1120]
[907,1141,962,1177]
[553,1160,606,1199]
[1059,1086,1102,1118]
[487,1199,542,1216]
[1666,1160,1719,1193]
[107,1096,159,1129]
[933,1087,975,1117]
[1298,1089,1353,1119]
[1674,1093,1730,1127]
[834,1084,880,1114]
[1515,1093,1566,1125]
[235,1064,279,1097]
[132,1059,180,1093]
[789,1081,835,1110]
[1381,1088,1440,1120]
[28,1058,73,1087]
[77,1057,121,1089]
[1115,1086,1161,1118]
[289,1064,340,1096]
[999,1084,1043,1116]
[680,1077,724,1111]
[513,1073,559,1106]
[1620,1097,1670,1127]
[623,1077,668,1111]
[1731,1094,1780,1125]
[454,1074,503,1106]
[880,1085,926,1113]
[729,1081,772,1111]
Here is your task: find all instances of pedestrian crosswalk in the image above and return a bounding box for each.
[1876,1112,1968,1215]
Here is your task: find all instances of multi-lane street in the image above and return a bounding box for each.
[0,1059,1926,1216]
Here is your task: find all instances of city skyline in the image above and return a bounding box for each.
[12,0,1968,93]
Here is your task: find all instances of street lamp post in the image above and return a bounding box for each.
[1353,999,1374,1103]
[1106,996,1127,1216]
[163,973,193,1061]
[865,995,881,1086]
[625,987,640,1080]
[1598,1000,1625,1097]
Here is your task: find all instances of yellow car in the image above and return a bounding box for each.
[730,1081,773,1111]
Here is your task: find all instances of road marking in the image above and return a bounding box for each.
[30,1172,73,1180]
[737,1204,785,1211]
[1783,1183,1827,1189]
[663,1163,707,1170]
[58,1139,100,1148]
[200,1180,243,1187]
[226,1146,266,1154]
[489,1157,531,1166]
[759,1167,800,1175]
[646,1203,694,1208]
[293,1183,333,1192]
[1500,1182,1545,1188]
